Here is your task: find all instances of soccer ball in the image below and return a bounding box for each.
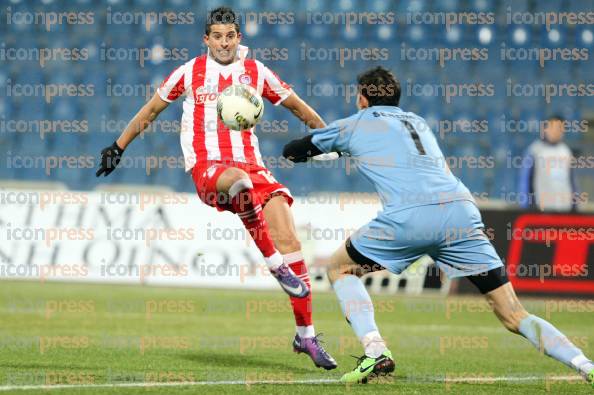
[217,84,264,131]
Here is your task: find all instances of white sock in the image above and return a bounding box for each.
[264,251,283,270]
[283,251,304,265]
[361,330,387,358]
[519,314,585,371]
[296,325,315,338]
[571,354,594,375]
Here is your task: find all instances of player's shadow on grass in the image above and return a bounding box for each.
[181,351,314,373]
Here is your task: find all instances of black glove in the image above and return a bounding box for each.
[96,141,124,177]
[282,135,323,163]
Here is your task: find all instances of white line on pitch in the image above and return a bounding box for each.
[0,375,585,391]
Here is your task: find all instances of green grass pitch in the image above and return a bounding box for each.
[0,280,592,394]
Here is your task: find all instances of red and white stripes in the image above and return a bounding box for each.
[156,52,293,172]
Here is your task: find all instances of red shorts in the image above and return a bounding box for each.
[191,161,293,213]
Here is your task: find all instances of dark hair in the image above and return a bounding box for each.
[357,66,401,107]
[548,114,565,122]
[205,7,240,35]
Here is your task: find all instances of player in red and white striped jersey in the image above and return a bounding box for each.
[95,7,336,369]
[158,44,290,170]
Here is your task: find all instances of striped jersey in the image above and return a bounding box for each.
[157,50,292,171]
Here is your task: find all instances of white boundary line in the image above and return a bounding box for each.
[0,375,584,391]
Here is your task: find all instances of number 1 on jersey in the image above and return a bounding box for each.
[402,120,426,155]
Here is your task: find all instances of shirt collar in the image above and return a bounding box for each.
[207,44,249,67]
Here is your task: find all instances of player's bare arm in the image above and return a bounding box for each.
[116,93,169,150]
[281,93,326,129]
[95,93,169,177]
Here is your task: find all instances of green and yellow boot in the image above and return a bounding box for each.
[340,350,395,384]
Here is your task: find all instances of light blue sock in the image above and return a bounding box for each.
[332,275,378,339]
[519,314,593,374]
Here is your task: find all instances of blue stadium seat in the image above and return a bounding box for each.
[18,126,46,158]
[548,96,577,120]
[50,97,78,120]
[543,59,571,84]
[534,0,563,12]
[506,25,532,47]
[468,0,495,12]
[273,22,296,39]
[168,0,191,9]
[372,24,396,42]
[304,23,331,40]
[575,26,594,48]
[338,0,363,12]
[499,0,529,13]
[264,0,289,11]
[0,160,15,180]
[402,24,429,46]
[433,0,460,12]
[576,52,594,81]
[568,0,594,13]
[14,97,46,123]
[541,25,567,48]
[366,0,391,12]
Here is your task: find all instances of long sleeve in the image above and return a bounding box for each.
[518,148,535,209]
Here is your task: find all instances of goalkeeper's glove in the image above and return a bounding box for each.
[282,135,322,163]
[96,141,124,177]
[283,135,342,163]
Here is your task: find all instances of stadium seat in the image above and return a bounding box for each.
[468,0,495,11]
[372,24,396,42]
[506,25,532,47]
[304,23,331,40]
[433,0,460,12]
[568,0,594,13]
[264,0,288,11]
[50,97,78,120]
[273,23,297,39]
[543,57,572,84]
[541,25,567,48]
[499,0,529,13]
[534,0,564,12]
[575,26,594,48]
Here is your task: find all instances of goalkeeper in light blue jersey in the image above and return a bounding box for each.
[283,66,594,385]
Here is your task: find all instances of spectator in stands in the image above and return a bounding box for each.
[518,115,578,211]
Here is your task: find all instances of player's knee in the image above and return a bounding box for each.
[217,168,249,194]
[326,260,360,285]
[326,262,341,284]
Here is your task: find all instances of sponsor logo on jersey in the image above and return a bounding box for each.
[195,85,219,104]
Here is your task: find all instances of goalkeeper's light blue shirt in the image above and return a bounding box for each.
[311,105,474,214]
